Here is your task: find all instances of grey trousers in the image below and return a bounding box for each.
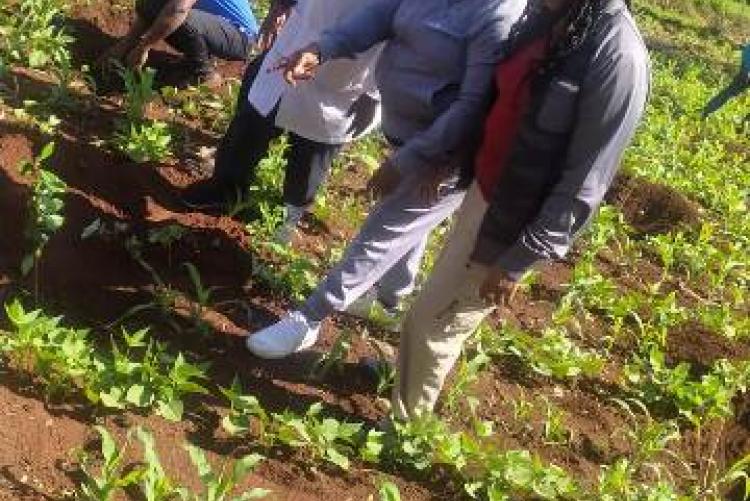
[301,175,466,322]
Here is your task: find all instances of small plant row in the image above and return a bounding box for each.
[77,424,407,501]
[221,377,732,501]
[77,425,269,501]
[624,344,750,427]
[0,0,72,70]
[476,323,606,381]
[0,300,209,421]
[220,377,579,500]
[112,66,173,164]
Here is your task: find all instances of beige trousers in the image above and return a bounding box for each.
[391,182,496,420]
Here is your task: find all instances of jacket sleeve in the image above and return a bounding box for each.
[388,12,516,176]
[317,0,402,61]
[492,30,651,280]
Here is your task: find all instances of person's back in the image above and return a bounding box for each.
[103,0,259,85]
[194,0,258,35]
[251,0,383,144]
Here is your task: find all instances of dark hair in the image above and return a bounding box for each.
[506,0,623,77]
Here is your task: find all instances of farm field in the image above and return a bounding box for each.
[0,0,748,499]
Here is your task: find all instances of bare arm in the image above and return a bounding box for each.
[139,0,199,47]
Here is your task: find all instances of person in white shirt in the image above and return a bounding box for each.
[183,0,382,242]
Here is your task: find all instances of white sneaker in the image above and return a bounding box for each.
[245,311,320,359]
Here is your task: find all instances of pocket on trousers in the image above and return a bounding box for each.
[535,79,580,135]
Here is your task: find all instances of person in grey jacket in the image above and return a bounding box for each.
[245,0,527,359]
[390,0,651,420]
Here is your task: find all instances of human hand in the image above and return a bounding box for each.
[97,39,131,71]
[125,41,151,71]
[367,159,402,201]
[477,265,519,306]
[270,43,321,85]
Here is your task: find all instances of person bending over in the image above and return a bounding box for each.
[182,0,383,243]
[103,0,259,85]
[390,0,650,420]
[244,0,526,359]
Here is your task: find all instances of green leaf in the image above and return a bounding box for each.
[126,384,149,407]
[378,481,401,501]
[100,387,126,409]
[236,488,272,500]
[233,453,265,479]
[39,142,56,162]
[157,398,184,422]
[324,447,350,470]
[94,426,119,465]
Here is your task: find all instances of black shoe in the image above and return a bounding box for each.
[181,179,226,210]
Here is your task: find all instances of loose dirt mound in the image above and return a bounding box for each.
[666,322,750,377]
[607,173,703,234]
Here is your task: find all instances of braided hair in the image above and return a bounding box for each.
[506,0,631,76]
[541,0,603,75]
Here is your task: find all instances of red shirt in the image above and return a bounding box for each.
[476,37,548,199]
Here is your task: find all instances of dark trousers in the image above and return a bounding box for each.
[136,0,251,75]
[213,56,341,207]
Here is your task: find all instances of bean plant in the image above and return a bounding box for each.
[113,66,172,163]
[0,0,73,70]
[19,142,66,292]
[2,301,209,420]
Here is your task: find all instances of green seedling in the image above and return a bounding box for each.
[135,428,188,501]
[311,329,352,380]
[0,0,73,70]
[220,377,272,445]
[499,325,605,380]
[118,65,157,122]
[376,480,401,501]
[114,120,172,163]
[78,427,141,501]
[19,142,66,300]
[86,328,210,421]
[149,224,188,268]
[183,262,219,337]
[444,349,490,415]
[272,402,362,470]
[542,399,570,445]
[185,444,270,500]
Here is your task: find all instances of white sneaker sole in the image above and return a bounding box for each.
[245,331,319,360]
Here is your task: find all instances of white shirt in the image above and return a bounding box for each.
[247,0,382,144]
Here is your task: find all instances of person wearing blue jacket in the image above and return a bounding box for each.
[102,0,259,85]
[703,43,749,117]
